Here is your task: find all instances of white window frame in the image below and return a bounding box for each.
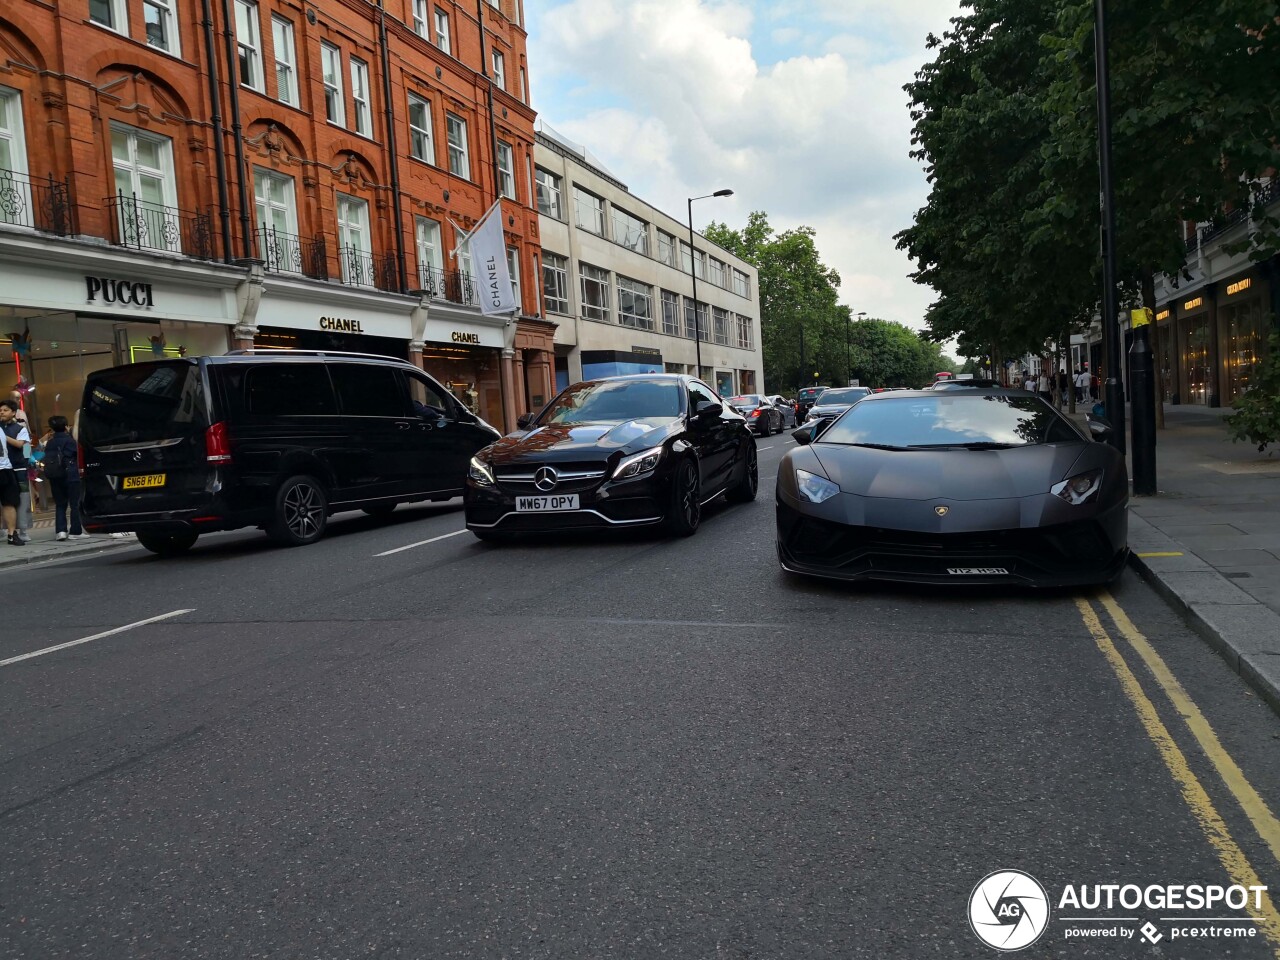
[350,57,372,137]
[574,188,604,235]
[272,16,297,106]
[412,0,428,37]
[542,252,569,315]
[579,263,610,322]
[507,246,520,308]
[446,113,469,178]
[336,193,373,285]
[535,168,562,219]
[491,50,506,91]
[434,8,451,54]
[253,167,299,270]
[407,93,434,163]
[321,43,345,127]
[234,0,262,90]
[708,257,725,288]
[519,67,527,103]
[657,230,676,267]
[713,306,730,345]
[617,276,654,330]
[0,85,28,177]
[110,123,179,251]
[89,0,129,34]
[496,140,515,200]
[661,290,680,336]
[144,0,180,56]
[416,216,444,294]
[610,206,648,254]
[732,268,750,298]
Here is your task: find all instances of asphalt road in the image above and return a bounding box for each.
[3,438,1279,959]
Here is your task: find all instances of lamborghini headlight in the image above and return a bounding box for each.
[1051,469,1103,505]
[796,469,840,504]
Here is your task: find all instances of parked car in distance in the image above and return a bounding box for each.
[795,386,828,422]
[802,386,871,426]
[728,394,785,436]
[465,375,758,541]
[768,395,797,428]
[80,351,501,555]
[933,378,999,390]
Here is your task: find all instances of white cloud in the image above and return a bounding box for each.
[529,0,964,331]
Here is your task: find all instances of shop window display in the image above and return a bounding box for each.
[1222,296,1268,404]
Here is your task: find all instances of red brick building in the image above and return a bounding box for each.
[0,0,553,431]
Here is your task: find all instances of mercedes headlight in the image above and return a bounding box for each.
[796,469,840,504]
[1051,469,1102,505]
[468,456,496,486]
[613,445,664,479]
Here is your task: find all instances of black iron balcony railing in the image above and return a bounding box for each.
[338,244,399,292]
[256,225,329,281]
[418,264,481,306]
[1184,230,1200,252]
[105,191,215,259]
[1254,179,1276,210]
[0,169,76,235]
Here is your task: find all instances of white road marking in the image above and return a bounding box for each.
[375,529,469,556]
[1,609,195,667]
[758,444,775,451]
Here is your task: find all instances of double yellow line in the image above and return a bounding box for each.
[1076,593,1280,956]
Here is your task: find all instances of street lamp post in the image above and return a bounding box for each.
[847,310,867,386]
[1094,0,1126,456]
[688,189,733,379]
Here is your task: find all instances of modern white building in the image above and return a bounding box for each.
[533,123,764,399]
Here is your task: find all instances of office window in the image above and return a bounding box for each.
[416,216,444,293]
[408,93,434,162]
[542,252,569,314]
[434,8,451,54]
[661,290,680,336]
[579,263,610,322]
[233,0,261,89]
[657,230,676,267]
[492,50,506,91]
[737,314,754,350]
[144,0,179,54]
[713,306,730,345]
[350,58,371,136]
[610,206,648,254]
[336,193,372,284]
[412,0,428,37]
[321,43,345,126]
[683,297,698,339]
[496,141,515,199]
[272,16,297,106]
[732,268,750,298]
[574,188,604,235]
[446,113,469,177]
[535,168,562,219]
[90,0,128,32]
[708,257,725,288]
[680,240,693,274]
[617,276,654,330]
[694,249,706,279]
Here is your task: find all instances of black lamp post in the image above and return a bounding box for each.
[1094,0,1126,456]
[847,310,867,385]
[688,189,733,378]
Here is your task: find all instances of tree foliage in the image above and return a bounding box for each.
[706,212,955,391]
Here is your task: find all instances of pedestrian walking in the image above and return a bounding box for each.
[0,422,22,547]
[0,400,32,543]
[1074,368,1089,403]
[1038,369,1053,404]
[40,415,86,541]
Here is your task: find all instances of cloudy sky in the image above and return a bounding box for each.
[526,0,966,333]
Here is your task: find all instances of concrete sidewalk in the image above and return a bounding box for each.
[0,518,136,569]
[1123,405,1280,711]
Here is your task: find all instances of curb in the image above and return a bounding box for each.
[0,538,135,570]
[1127,512,1280,716]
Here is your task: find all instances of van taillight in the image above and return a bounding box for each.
[77,443,85,473]
[205,421,233,464]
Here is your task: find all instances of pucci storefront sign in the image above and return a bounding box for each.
[85,276,155,308]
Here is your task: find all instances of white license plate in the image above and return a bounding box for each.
[946,567,1010,576]
[515,495,580,512]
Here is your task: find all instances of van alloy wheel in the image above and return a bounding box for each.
[268,475,329,546]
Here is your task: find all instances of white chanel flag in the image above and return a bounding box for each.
[456,201,516,317]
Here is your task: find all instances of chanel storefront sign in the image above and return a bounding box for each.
[85,276,155,307]
[319,316,364,333]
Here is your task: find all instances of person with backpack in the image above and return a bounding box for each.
[39,415,87,541]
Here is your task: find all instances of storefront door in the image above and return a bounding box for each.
[1222,296,1268,404]
[1184,318,1212,405]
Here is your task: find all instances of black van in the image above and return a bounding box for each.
[79,352,501,555]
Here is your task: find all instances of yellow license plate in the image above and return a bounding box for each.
[123,473,166,490]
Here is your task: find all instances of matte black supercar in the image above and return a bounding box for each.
[465,375,758,540]
[776,389,1128,587]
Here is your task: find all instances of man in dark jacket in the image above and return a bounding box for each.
[39,415,87,540]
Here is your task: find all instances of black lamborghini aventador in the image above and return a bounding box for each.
[776,389,1128,587]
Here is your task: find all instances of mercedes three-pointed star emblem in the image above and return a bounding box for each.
[534,466,559,492]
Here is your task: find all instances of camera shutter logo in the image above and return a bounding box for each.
[968,870,1050,951]
[534,466,558,492]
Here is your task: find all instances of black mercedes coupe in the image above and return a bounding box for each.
[465,375,758,541]
[776,389,1128,587]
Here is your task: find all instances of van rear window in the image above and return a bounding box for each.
[81,361,208,447]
